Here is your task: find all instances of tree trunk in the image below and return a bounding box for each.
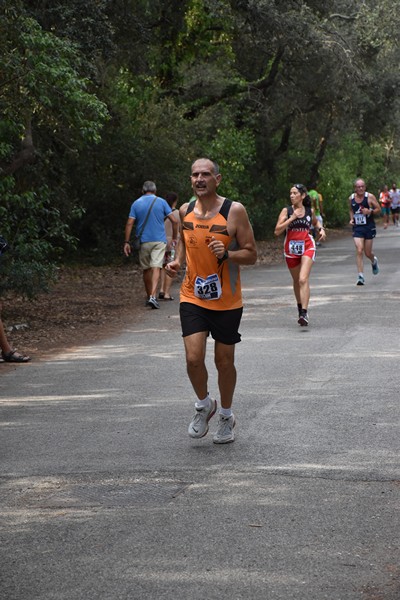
[308,108,334,188]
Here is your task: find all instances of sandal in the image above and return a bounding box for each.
[2,350,31,363]
[163,295,174,301]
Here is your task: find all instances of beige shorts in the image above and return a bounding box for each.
[139,241,166,269]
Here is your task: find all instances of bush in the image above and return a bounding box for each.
[0,177,78,298]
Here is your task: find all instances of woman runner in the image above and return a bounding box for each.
[274,183,326,326]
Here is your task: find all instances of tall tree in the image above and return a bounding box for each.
[0,1,109,295]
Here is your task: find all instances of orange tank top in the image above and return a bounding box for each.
[180,199,242,310]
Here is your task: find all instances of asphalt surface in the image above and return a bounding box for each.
[1,225,399,600]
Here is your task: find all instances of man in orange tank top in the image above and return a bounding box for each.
[166,158,257,444]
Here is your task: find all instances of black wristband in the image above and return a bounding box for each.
[217,250,229,265]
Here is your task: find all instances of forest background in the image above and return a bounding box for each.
[2,0,400,302]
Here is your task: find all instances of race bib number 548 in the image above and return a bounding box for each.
[194,273,222,300]
[289,240,305,256]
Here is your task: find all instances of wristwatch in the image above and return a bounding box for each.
[218,250,229,265]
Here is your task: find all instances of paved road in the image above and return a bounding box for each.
[1,226,399,600]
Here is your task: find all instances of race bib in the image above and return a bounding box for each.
[194,273,222,300]
[289,240,305,256]
[354,213,367,225]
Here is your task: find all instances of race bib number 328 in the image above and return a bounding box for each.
[194,273,222,300]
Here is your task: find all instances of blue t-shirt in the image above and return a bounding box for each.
[129,194,172,243]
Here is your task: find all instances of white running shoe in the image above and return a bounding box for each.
[356,275,365,286]
[213,414,236,444]
[147,296,160,309]
[372,257,379,275]
[188,399,217,438]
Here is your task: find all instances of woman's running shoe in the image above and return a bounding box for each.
[298,312,309,326]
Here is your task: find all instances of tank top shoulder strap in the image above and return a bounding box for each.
[185,197,232,218]
[219,198,232,220]
[287,205,293,217]
[185,200,196,216]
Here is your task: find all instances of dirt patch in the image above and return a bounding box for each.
[2,261,147,359]
[1,232,345,359]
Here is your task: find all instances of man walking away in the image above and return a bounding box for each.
[124,181,178,308]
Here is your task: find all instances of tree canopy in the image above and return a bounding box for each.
[2,0,400,296]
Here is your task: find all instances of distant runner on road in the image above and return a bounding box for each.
[348,178,380,286]
[379,184,391,230]
[274,183,326,326]
[389,182,400,227]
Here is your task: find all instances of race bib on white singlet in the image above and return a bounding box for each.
[194,274,222,300]
[289,240,305,256]
[354,213,367,225]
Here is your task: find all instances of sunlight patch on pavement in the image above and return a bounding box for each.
[311,284,352,290]
[315,255,351,263]
[1,393,111,405]
[322,350,400,358]
[45,344,182,361]
[126,328,170,333]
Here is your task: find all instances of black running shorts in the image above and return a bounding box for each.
[352,226,376,239]
[180,302,243,345]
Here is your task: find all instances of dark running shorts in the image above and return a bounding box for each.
[180,302,243,345]
[352,226,376,240]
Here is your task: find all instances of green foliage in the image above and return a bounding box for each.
[1,15,109,144]
[3,0,400,289]
[209,122,256,199]
[206,120,276,237]
[26,0,115,64]
[179,0,235,64]
[0,3,109,296]
[0,177,81,297]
